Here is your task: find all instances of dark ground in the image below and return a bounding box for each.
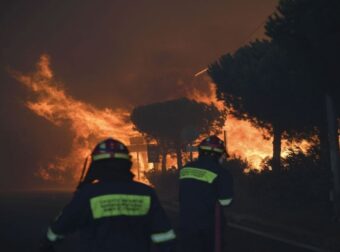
[0,191,334,252]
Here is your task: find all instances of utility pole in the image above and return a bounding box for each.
[223,129,228,156]
[137,151,140,180]
[325,94,340,221]
[189,143,193,162]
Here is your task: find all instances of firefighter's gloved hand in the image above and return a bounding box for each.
[39,237,56,252]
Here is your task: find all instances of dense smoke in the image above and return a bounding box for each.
[0,0,277,190]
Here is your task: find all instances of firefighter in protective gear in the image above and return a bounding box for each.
[40,138,176,252]
[179,135,233,252]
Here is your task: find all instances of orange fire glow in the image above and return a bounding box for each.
[13,55,309,185]
[12,55,146,184]
[189,77,310,169]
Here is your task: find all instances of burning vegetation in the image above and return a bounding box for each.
[12,54,308,185]
[12,55,137,184]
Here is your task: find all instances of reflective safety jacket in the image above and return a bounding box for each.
[46,180,176,252]
[179,156,233,231]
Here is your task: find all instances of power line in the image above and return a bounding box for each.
[194,12,272,77]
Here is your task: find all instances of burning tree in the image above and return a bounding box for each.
[130,98,225,171]
[209,40,316,171]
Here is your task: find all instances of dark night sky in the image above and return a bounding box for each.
[0,0,277,190]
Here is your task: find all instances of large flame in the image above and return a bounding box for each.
[13,55,310,185]
[12,55,142,184]
[189,76,310,169]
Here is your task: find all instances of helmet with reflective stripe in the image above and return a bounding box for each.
[91,138,130,161]
[198,135,225,154]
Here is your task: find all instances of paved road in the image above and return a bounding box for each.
[163,203,327,252]
[0,191,332,252]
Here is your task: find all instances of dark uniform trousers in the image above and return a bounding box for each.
[181,227,214,252]
[179,157,233,252]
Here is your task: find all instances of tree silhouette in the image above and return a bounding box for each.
[265,0,340,169]
[130,98,225,171]
[266,0,340,110]
[209,40,315,171]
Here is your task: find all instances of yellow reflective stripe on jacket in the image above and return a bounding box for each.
[47,227,64,242]
[180,167,217,183]
[219,198,233,206]
[151,229,176,243]
[92,153,130,161]
[114,153,130,159]
[90,194,151,219]
[200,146,224,153]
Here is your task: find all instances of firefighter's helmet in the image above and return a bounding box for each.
[91,138,130,161]
[198,135,225,154]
